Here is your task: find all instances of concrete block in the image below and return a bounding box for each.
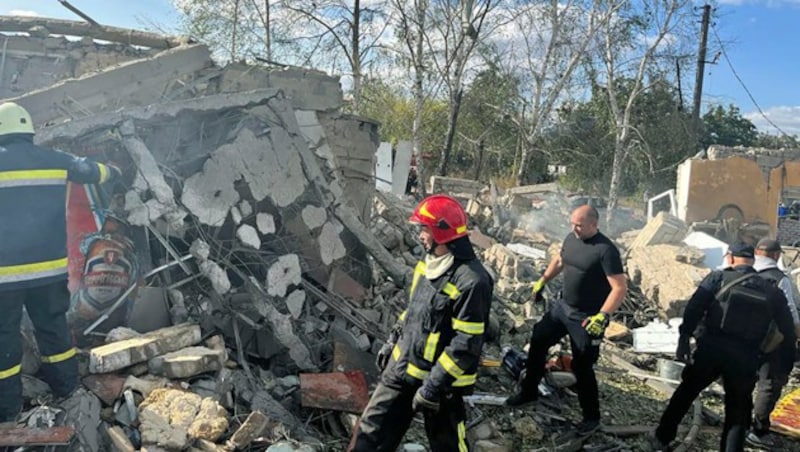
[239,200,253,217]
[630,211,688,249]
[124,375,170,398]
[149,346,226,379]
[89,323,202,373]
[219,64,343,111]
[139,388,202,450]
[231,206,243,225]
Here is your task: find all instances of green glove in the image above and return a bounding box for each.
[583,312,610,337]
[532,278,546,302]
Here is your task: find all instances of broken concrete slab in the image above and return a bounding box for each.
[0,16,186,49]
[630,212,688,249]
[228,411,270,450]
[89,323,202,373]
[12,44,213,127]
[299,371,369,414]
[148,346,226,379]
[286,290,306,319]
[219,63,343,111]
[301,205,327,231]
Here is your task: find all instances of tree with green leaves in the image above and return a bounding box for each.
[701,104,758,148]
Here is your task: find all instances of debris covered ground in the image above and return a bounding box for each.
[3,16,800,452]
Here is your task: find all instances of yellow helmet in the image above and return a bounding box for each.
[0,102,34,136]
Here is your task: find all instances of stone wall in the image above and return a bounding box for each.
[778,218,800,247]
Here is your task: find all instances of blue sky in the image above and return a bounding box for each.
[2,0,799,135]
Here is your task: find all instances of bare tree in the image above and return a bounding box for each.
[595,0,692,225]
[392,0,432,195]
[280,0,392,113]
[492,0,620,186]
[428,0,496,176]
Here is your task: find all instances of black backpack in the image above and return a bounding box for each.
[714,272,774,344]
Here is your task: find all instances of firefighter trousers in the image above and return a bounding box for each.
[0,281,78,422]
[348,382,469,452]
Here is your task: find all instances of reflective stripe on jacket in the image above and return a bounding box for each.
[0,135,117,290]
[383,257,493,393]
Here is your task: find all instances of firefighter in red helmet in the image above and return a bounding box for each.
[349,194,494,451]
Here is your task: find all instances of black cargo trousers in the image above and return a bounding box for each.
[0,281,78,422]
[519,300,602,421]
[655,336,759,451]
[348,382,468,452]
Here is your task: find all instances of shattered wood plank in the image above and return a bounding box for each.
[0,426,75,446]
[36,88,283,145]
[261,94,411,288]
[11,44,213,127]
[0,16,186,48]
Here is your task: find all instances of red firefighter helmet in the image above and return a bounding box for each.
[409,194,468,244]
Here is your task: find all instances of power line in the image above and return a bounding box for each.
[710,22,792,137]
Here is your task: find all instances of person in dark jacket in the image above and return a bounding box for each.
[505,205,627,437]
[349,194,493,452]
[746,238,800,448]
[649,242,797,452]
[0,102,120,423]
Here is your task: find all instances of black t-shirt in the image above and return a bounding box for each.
[560,231,624,312]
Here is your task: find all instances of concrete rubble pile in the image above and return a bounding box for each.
[10,16,798,452]
[5,16,412,451]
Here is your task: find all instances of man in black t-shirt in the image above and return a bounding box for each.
[505,205,627,437]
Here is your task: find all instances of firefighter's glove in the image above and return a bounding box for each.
[582,312,610,338]
[676,335,692,364]
[532,278,546,302]
[412,385,440,413]
[375,342,394,372]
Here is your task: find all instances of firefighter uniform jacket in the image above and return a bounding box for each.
[383,257,493,393]
[0,134,118,291]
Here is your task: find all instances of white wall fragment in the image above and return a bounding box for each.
[267,254,302,297]
[285,290,306,319]
[239,200,253,217]
[301,205,327,231]
[230,206,242,225]
[256,213,276,235]
[319,221,346,265]
[236,224,261,250]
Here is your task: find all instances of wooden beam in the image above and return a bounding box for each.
[0,427,74,446]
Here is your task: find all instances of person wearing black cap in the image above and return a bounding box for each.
[746,238,800,448]
[649,242,796,451]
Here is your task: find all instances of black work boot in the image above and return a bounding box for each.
[505,385,538,407]
[575,418,601,436]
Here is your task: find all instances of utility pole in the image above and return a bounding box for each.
[692,4,712,143]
